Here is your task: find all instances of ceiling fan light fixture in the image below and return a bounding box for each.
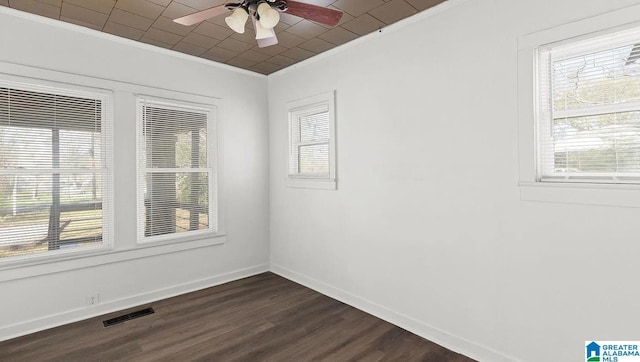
[257,2,280,29]
[225,7,249,34]
[254,18,276,39]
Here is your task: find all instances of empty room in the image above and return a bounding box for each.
[1,0,639,361]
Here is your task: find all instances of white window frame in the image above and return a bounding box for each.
[286,91,336,190]
[136,95,220,244]
[0,74,114,265]
[518,4,640,207]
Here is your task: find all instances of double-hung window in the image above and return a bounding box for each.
[287,91,336,190]
[536,26,640,184]
[137,97,217,243]
[0,78,113,261]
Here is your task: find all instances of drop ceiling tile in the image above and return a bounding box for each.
[230,28,259,44]
[405,0,446,11]
[252,44,286,57]
[182,32,220,48]
[193,20,233,40]
[139,35,173,49]
[341,13,384,35]
[61,2,108,27]
[299,37,333,53]
[225,56,258,69]
[147,0,170,6]
[62,0,115,14]
[0,0,8,5]
[236,49,271,63]
[268,54,297,67]
[201,46,238,62]
[172,40,208,56]
[286,20,327,40]
[152,15,194,36]
[333,0,384,17]
[250,62,283,74]
[108,8,154,31]
[281,46,315,61]
[161,1,197,18]
[39,0,60,6]
[145,27,182,45]
[60,16,102,30]
[318,26,358,45]
[9,0,60,19]
[103,20,145,40]
[115,0,165,20]
[369,0,417,25]
[173,0,225,11]
[275,30,305,48]
[217,37,253,53]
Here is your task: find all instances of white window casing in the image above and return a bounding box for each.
[0,76,114,263]
[286,91,336,190]
[136,96,219,244]
[518,4,640,207]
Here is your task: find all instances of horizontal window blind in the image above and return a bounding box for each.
[289,104,330,176]
[538,26,640,183]
[137,98,215,242]
[0,80,113,261]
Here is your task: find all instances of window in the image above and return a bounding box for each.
[0,78,113,261]
[536,25,640,184]
[287,91,336,190]
[137,97,217,243]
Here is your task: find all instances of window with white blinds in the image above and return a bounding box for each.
[287,91,336,189]
[537,25,640,184]
[137,97,216,243]
[0,78,113,261]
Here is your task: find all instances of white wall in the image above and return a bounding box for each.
[0,9,270,340]
[268,0,640,361]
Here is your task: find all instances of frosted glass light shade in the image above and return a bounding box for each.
[257,2,280,29]
[255,19,276,39]
[225,8,248,34]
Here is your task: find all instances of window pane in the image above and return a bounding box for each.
[0,173,103,259]
[553,45,640,112]
[144,172,209,237]
[299,144,329,174]
[550,111,640,173]
[143,106,207,169]
[300,112,329,142]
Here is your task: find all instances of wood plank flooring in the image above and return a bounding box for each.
[0,272,475,361]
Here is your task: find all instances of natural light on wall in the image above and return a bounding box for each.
[0,78,113,262]
[537,25,640,184]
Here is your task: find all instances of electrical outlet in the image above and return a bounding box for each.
[86,293,100,306]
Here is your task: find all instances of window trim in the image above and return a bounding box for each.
[286,91,336,190]
[0,74,115,264]
[135,95,221,244]
[517,4,640,207]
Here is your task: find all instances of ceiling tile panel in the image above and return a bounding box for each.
[115,0,165,20]
[4,0,448,74]
[61,2,108,27]
[62,0,115,15]
[369,0,417,25]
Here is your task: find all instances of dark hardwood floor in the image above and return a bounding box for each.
[0,272,475,361]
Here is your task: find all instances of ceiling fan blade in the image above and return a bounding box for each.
[285,0,343,27]
[173,5,229,26]
[257,34,279,48]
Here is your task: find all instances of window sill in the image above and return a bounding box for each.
[0,233,226,282]
[519,181,640,208]
[286,177,336,190]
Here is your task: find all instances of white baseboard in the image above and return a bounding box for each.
[0,263,269,342]
[270,263,517,362]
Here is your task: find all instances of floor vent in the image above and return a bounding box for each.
[103,307,155,327]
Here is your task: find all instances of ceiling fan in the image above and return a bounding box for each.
[173,0,344,48]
